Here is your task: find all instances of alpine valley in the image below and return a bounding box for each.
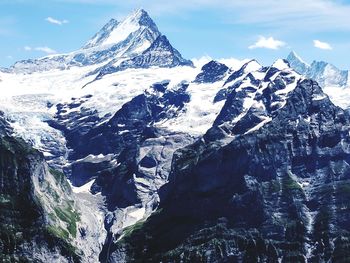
[1,8,350,263]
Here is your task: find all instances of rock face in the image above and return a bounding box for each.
[0,114,104,262]
[108,78,350,262]
[194,60,230,83]
[0,118,80,262]
[212,59,297,136]
[118,35,193,69]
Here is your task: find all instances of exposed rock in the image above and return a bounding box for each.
[194,60,230,83]
[108,79,350,262]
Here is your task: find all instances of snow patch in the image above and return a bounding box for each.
[71,179,95,194]
[272,59,289,70]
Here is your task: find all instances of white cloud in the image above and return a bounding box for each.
[35,46,57,54]
[24,46,57,54]
[6,55,13,59]
[313,40,332,50]
[45,17,69,25]
[249,36,286,50]
[191,55,212,68]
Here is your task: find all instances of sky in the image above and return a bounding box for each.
[1,0,350,69]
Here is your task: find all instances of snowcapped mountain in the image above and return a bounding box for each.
[2,8,350,263]
[287,51,349,88]
[82,9,159,50]
[9,9,191,75]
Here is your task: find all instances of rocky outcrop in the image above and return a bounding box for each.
[108,79,350,262]
[194,60,230,83]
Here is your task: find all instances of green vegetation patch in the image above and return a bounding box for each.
[283,172,302,191]
[269,180,281,193]
[337,182,350,195]
[53,203,80,238]
[122,220,146,240]
[49,168,71,193]
[47,225,70,240]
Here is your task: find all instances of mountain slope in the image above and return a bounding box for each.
[0,116,80,262]
[0,113,105,262]
[93,35,193,80]
[109,77,350,262]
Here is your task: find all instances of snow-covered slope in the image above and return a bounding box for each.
[91,35,193,81]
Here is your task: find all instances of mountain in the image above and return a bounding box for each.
[9,9,191,75]
[287,51,349,88]
[0,9,228,261]
[108,68,350,263]
[1,8,350,263]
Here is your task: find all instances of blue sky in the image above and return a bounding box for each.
[1,0,350,68]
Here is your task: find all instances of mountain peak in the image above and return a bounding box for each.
[287,51,309,66]
[130,8,148,20]
[286,51,310,74]
[82,9,159,50]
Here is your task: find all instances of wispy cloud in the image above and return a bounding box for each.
[45,17,69,25]
[24,46,57,54]
[6,55,13,59]
[35,46,57,54]
[313,40,332,50]
[249,36,286,50]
